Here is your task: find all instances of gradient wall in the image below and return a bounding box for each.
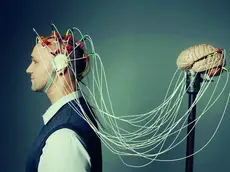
[1,0,230,171]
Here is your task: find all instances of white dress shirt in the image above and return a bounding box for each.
[38,91,91,172]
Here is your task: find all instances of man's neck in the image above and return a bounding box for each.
[47,86,76,104]
[46,74,76,104]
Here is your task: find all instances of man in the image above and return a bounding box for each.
[25,31,102,172]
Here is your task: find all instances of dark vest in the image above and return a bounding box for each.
[25,97,102,172]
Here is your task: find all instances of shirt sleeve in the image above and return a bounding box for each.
[38,128,91,172]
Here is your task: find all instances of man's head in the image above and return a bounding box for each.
[26,33,87,94]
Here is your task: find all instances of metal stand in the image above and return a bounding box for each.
[185,71,201,172]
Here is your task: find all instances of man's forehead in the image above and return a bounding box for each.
[31,41,57,60]
[31,44,39,57]
[31,43,45,59]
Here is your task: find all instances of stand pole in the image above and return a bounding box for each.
[185,71,201,172]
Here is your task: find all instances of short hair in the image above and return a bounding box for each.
[68,44,86,82]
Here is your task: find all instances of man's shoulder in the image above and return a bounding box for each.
[46,128,82,143]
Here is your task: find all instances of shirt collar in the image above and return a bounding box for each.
[42,91,80,125]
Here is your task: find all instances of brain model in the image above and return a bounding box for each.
[177,44,225,76]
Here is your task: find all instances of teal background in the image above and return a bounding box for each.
[1,0,230,171]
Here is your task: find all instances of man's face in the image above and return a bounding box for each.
[26,43,53,92]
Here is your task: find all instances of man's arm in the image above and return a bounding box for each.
[38,128,91,172]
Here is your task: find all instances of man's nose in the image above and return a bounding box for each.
[26,64,32,74]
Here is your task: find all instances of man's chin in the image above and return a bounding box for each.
[31,85,43,92]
